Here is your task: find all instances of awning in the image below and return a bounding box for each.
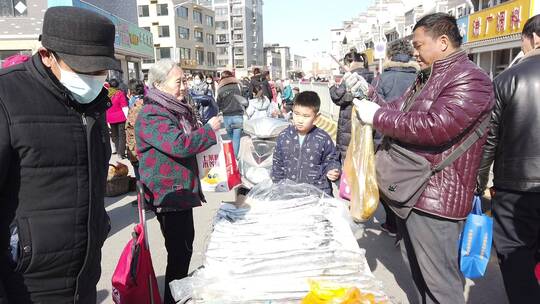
[463,33,521,54]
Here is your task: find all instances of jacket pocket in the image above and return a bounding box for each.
[12,217,32,273]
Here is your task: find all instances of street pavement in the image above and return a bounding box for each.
[96,156,509,304]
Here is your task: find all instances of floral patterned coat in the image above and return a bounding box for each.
[135,100,217,212]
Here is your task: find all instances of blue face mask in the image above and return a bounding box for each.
[54,56,107,104]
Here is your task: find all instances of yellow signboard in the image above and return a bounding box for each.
[468,0,533,42]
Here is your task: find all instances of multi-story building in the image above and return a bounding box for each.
[0,0,153,81]
[195,0,264,77]
[263,44,291,80]
[137,0,217,76]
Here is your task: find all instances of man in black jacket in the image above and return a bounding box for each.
[0,7,121,304]
[476,14,540,303]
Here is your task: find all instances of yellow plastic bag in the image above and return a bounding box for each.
[301,280,379,304]
[343,106,379,222]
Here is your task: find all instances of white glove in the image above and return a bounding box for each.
[344,72,369,98]
[353,98,380,125]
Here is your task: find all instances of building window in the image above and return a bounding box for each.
[193,10,203,23]
[157,3,168,16]
[217,34,228,43]
[138,5,149,17]
[206,33,214,45]
[178,26,190,39]
[195,49,205,65]
[180,47,191,60]
[216,21,228,30]
[194,30,204,43]
[235,59,245,68]
[206,15,214,27]
[158,47,171,59]
[231,7,243,16]
[207,52,215,66]
[214,0,227,3]
[158,26,170,37]
[217,59,228,66]
[232,18,243,29]
[142,26,151,32]
[217,47,228,55]
[233,33,243,41]
[215,7,228,16]
[198,0,212,5]
[176,6,188,18]
[234,47,244,56]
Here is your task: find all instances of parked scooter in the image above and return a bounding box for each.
[237,117,289,189]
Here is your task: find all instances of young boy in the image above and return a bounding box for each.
[272,91,341,196]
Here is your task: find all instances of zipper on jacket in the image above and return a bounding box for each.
[73,112,93,303]
[295,132,309,182]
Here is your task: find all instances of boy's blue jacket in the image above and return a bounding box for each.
[272,125,340,196]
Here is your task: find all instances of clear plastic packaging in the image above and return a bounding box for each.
[343,106,379,222]
[170,181,387,303]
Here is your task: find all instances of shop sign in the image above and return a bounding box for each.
[53,0,155,58]
[181,59,198,68]
[457,15,469,43]
[468,0,532,42]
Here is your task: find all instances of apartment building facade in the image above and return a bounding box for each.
[137,0,217,76]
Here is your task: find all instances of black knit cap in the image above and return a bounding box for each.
[40,6,121,72]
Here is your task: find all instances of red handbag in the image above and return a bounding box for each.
[112,183,161,304]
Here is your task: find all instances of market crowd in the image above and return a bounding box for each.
[0,5,539,304]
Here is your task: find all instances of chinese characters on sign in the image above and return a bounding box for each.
[497,11,506,33]
[473,17,481,37]
[511,7,522,31]
[468,0,529,43]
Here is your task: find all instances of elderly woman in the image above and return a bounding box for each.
[135,59,222,304]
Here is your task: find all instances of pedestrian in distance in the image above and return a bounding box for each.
[246,84,278,120]
[373,38,419,238]
[0,6,121,303]
[125,79,145,181]
[205,74,216,97]
[250,67,273,100]
[476,14,540,304]
[349,13,494,303]
[272,91,341,197]
[216,70,246,157]
[329,48,374,162]
[135,59,222,304]
[1,54,30,69]
[106,78,128,159]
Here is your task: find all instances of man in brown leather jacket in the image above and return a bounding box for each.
[349,13,494,303]
[477,14,540,303]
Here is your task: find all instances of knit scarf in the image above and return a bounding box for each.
[145,88,198,128]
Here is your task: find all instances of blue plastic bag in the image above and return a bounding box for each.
[459,196,493,278]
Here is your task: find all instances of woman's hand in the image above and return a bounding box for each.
[207,115,223,131]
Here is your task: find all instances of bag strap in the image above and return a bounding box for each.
[136,182,150,249]
[432,116,491,173]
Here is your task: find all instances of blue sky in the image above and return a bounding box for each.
[263,0,374,56]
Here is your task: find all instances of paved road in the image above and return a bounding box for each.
[97,159,508,304]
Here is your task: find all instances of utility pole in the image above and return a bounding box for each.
[378,0,383,75]
[229,0,235,74]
